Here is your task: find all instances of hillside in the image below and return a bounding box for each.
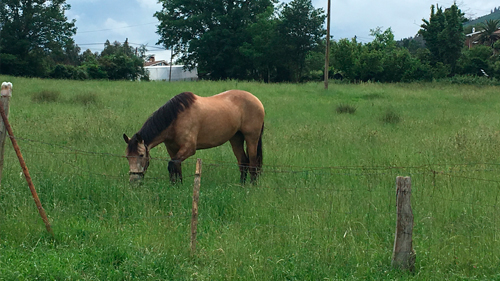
[465,8,500,27]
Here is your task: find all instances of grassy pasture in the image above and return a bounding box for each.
[1,76,500,279]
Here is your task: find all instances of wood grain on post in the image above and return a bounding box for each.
[392,176,415,271]
[0,82,12,187]
[0,82,53,236]
[191,158,202,255]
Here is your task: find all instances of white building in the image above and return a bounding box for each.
[145,65,198,81]
[144,55,198,81]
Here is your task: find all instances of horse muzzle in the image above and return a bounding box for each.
[129,172,145,183]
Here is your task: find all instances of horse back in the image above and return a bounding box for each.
[207,90,264,131]
[174,90,264,149]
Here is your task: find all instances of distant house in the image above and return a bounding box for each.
[465,28,481,48]
[144,55,169,67]
[144,55,198,81]
[465,27,500,49]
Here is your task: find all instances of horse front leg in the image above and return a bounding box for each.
[168,144,195,184]
[168,160,183,183]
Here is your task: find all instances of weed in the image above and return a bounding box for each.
[31,90,60,103]
[336,103,357,114]
[73,92,99,106]
[381,108,401,124]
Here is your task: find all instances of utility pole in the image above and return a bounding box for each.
[324,0,331,89]
[169,50,173,82]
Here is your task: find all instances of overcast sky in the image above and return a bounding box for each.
[66,0,499,61]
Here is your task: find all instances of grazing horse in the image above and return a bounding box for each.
[123,90,264,184]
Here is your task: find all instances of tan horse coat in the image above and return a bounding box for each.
[124,90,264,183]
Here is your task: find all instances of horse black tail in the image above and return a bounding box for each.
[257,123,264,173]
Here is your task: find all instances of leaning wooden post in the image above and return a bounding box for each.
[191,158,202,255]
[392,176,415,271]
[0,84,53,236]
[0,82,12,187]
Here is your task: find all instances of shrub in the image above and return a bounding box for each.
[74,67,89,80]
[445,75,500,86]
[50,64,77,79]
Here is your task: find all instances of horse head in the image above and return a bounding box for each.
[123,133,150,183]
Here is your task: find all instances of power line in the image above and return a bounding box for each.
[75,42,166,48]
[77,43,107,46]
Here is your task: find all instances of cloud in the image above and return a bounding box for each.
[136,0,161,10]
[103,18,132,37]
[67,0,100,3]
[65,10,81,23]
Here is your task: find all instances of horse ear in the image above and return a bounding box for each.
[135,133,143,143]
[123,134,130,144]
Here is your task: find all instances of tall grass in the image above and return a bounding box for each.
[1,76,500,279]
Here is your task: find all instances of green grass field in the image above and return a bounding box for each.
[1,76,500,280]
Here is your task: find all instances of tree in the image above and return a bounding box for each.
[419,3,466,75]
[98,40,147,81]
[458,45,493,76]
[478,19,500,46]
[420,5,446,65]
[80,49,107,79]
[330,28,432,83]
[155,0,274,80]
[330,38,362,80]
[239,5,280,82]
[275,0,326,82]
[155,0,326,82]
[398,35,425,54]
[365,27,397,54]
[0,0,77,76]
[442,3,466,73]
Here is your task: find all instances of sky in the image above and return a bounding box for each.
[66,0,500,61]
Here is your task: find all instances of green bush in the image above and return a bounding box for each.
[84,63,108,80]
[50,64,76,79]
[444,75,500,86]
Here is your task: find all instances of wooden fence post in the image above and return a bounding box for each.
[392,176,415,271]
[0,82,12,187]
[191,158,202,255]
[0,82,53,236]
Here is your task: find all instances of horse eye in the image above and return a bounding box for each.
[139,154,144,157]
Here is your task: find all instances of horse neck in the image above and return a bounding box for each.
[146,138,162,150]
[140,129,168,150]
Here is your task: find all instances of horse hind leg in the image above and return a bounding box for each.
[230,132,249,183]
[246,139,261,184]
[256,124,263,174]
[245,123,264,184]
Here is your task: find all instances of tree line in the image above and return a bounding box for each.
[1,0,500,83]
[155,0,325,82]
[0,0,148,80]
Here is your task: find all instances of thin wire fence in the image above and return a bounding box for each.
[1,136,500,263]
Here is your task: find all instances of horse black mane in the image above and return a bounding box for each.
[127,92,196,152]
